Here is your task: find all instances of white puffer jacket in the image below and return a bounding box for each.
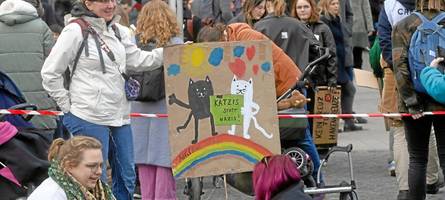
[41,16,163,126]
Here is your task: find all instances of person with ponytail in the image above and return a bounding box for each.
[28,136,115,200]
[129,1,182,199]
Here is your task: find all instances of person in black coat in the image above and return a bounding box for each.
[290,0,337,88]
[319,0,362,131]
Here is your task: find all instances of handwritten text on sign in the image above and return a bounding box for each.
[210,95,244,126]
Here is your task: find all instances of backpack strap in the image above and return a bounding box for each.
[432,11,445,24]
[413,11,430,23]
[111,24,122,41]
[92,30,107,74]
[65,18,92,87]
[70,18,107,74]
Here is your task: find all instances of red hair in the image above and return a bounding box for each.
[253,155,302,200]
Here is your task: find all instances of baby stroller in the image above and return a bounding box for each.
[0,120,52,200]
[0,71,52,199]
[278,48,357,199]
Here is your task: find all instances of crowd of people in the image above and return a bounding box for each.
[1,0,445,199]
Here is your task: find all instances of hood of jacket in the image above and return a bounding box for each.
[0,0,38,26]
[69,1,120,32]
[71,1,99,18]
[398,0,415,10]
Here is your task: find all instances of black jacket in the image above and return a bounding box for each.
[321,14,349,84]
[306,20,338,86]
[254,13,320,72]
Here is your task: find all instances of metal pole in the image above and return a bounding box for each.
[176,0,184,39]
[168,0,176,11]
[167,0,184,40]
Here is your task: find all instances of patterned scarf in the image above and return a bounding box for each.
[48,160,115,200]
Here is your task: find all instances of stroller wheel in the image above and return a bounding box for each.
[339,192,354,200]
[283,147,308,173]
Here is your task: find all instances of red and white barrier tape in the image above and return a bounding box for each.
[2,109,445,119]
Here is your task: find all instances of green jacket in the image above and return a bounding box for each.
[392,10,445,113]
[0,0,56,128]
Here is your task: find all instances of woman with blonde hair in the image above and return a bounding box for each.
[318,0,362,131]
[28,136,115,200]
[129,1,182,199]
[392,0,445,198]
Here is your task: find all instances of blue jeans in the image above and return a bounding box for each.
[297,127,323,183]
[63,112,136,200]
[301,88,323,182]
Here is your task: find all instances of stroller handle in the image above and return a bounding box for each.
[277,47,330,102]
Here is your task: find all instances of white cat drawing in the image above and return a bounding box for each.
[228,76,273,139]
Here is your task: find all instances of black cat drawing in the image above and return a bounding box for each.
[168,76,217,144]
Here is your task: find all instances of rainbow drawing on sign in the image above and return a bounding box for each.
[172,134,273,178]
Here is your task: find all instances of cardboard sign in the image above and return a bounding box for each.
[312,86,341,147]
[354,68,379,89]
[164,40,281,179]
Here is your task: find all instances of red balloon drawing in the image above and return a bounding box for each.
[246,45,256,61]
[253,64,259,75]
[229,58,246,78]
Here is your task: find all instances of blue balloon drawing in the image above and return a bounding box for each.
[261,62,271,72]
[168,64,181,76]
[233,46,245,58]
[208,48,224,67]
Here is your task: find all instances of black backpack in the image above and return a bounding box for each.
[126,39,166,102]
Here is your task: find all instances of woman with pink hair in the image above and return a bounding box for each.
[253,155,311,200]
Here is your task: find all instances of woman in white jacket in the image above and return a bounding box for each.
[40,0,163,199]
[28,136,115,200]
